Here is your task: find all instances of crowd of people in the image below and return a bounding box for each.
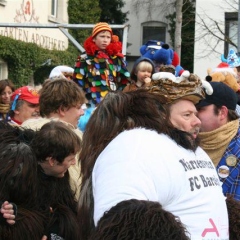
[1,21,240,240]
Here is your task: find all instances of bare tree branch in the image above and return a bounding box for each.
[195,0,238,58]
[175,0,183,59]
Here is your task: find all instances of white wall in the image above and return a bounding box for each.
[123,0,173,57]
[0,0,69,51]
[123,0,238,79]
[194,0,238,79]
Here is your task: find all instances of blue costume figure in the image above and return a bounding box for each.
[140,40,185,76]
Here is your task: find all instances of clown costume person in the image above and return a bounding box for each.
[73,22,130,105]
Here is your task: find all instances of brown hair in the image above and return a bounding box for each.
[39,78,86,117]
[0,79,15,104]
[0,79,15,94]
[0,121,38,207]
[31,121,81,163]
[213,105,239,121]
[90,199,190,240]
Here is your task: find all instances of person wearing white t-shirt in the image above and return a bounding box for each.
[78,73,229,240]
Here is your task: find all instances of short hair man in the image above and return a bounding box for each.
[78,74,229,239]
[10,86,40,125]
[22,78,86,199]
[22,78,86,135]
[196,81,240,200]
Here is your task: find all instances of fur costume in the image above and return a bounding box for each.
[150,71,213,104]
[0,122,80,240]
[226,196,240,240]
[90,199,190,240]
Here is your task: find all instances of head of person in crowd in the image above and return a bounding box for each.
[9,86,40,125]
[78,73,212,238]
[30,121,81,178]
[90,199,190,240]
[39,78,86,129]
[0,79,15,120]
[87,22,113,51]
[83,21,123,58]
[148,71,213,141]
[0,121,38,207]
[123,57,155,92]
[0,79,15,105]
[196,81,238,132]
[131,57,155,83]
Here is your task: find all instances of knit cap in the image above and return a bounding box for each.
[92,22,112,38]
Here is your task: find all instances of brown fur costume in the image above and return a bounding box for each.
[90,199,190,240]
[0,121,80,240]
[226,195,240,240]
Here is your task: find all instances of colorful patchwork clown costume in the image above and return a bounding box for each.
[73,22,130,105]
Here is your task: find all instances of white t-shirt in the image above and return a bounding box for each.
[93,128,229,240]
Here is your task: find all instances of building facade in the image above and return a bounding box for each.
[0,0,238,80]
[194,0,238,79]
[0,0,69,79]
[123,0,238,79]
[122,0,173,70]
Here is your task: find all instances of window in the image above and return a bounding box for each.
[0,60,7,79]
[51,0,58,17]
[225,12,238,56]
[49,0,65,23]
[142,22,166,45]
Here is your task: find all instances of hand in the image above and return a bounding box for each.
[144,77,151,84]
[1,201,15,225]
[41,235,47,240]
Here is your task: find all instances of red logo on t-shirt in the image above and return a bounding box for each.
[201,218,219,237]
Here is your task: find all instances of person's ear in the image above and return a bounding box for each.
[13,109,20,115]
[46,157,55,167]
[58,106,66,117]
[219,106,228,120]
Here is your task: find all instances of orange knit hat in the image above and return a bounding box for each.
[92,22,112,38]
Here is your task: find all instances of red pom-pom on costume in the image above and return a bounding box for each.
[217,62,229,68]
[83,35,123,57]
[172,52,180,67]
[84,36,99,56]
